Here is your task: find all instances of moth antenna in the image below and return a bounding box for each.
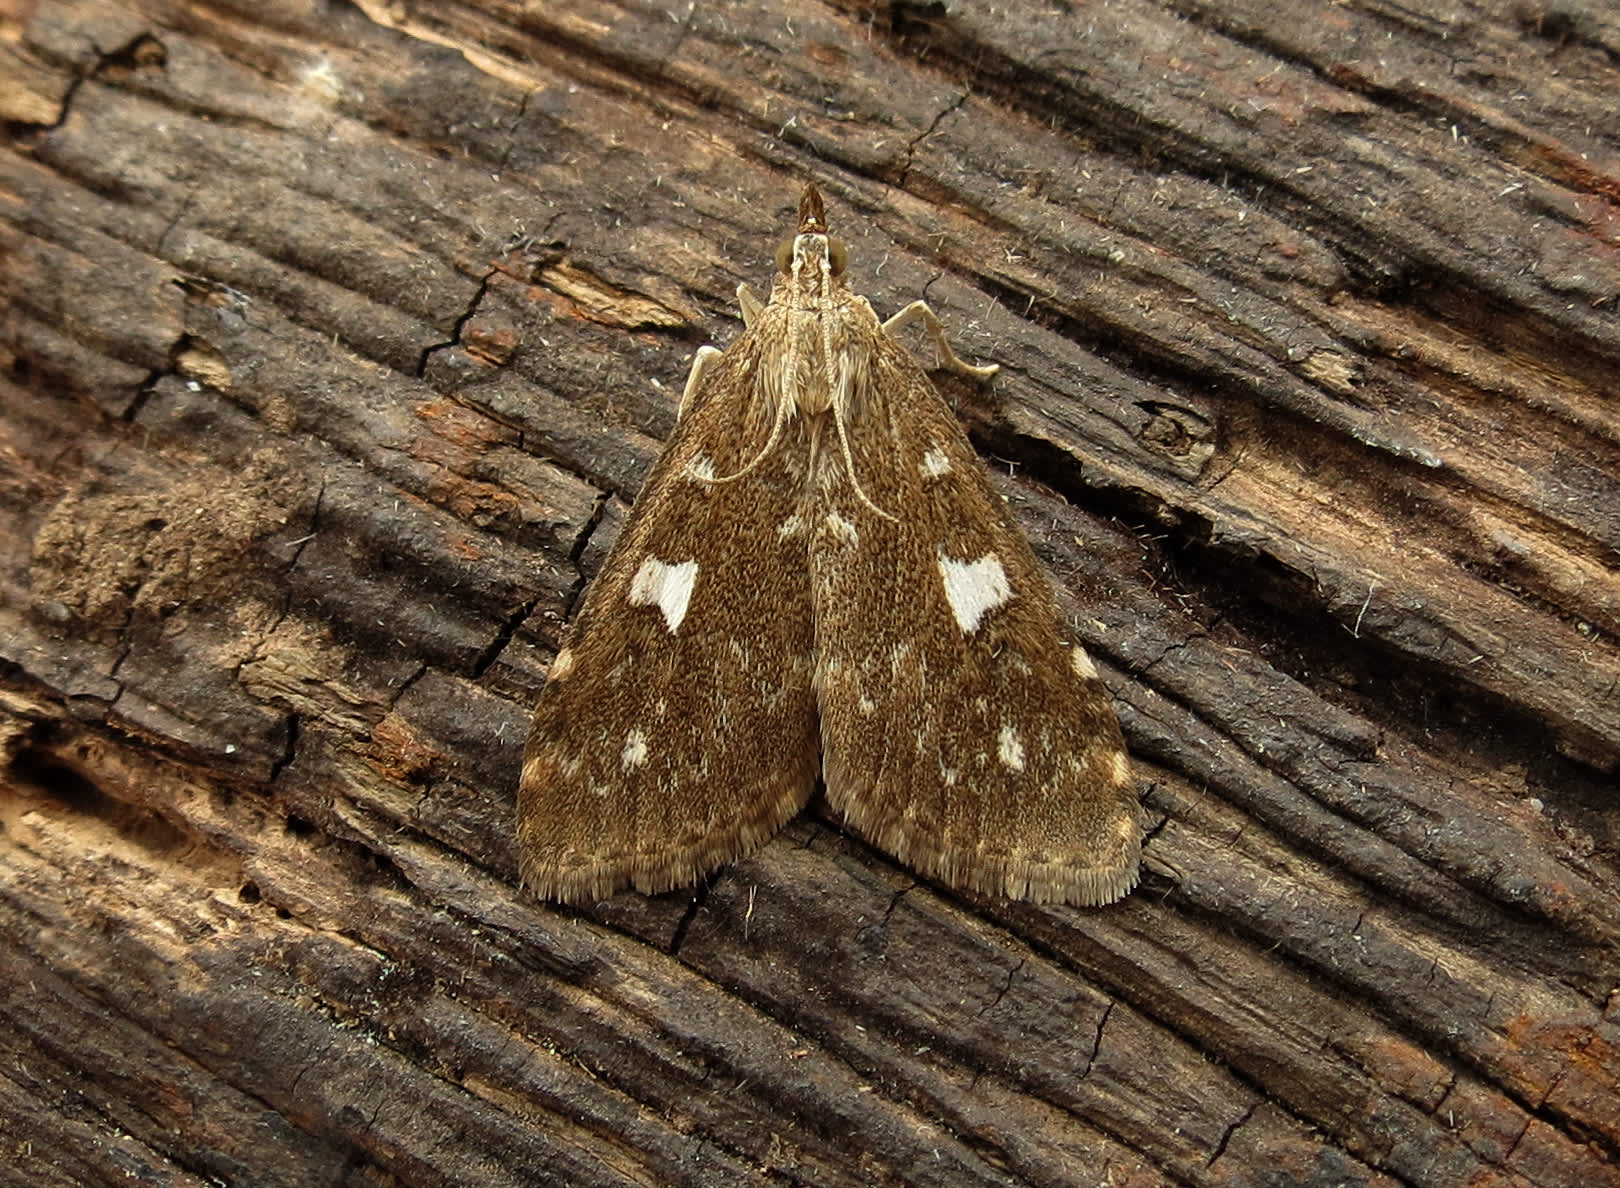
[819,253,839,383]
[700,262,804,487]
[701,241,811,490]
[694,393,791,486]
[808,224,897,524]
[832,398,898,523]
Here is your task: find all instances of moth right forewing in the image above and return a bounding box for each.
[520,339,819,903]
[813,337,1140,906]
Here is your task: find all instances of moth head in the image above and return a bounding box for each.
[776,182,848,281]
[775,232,847,278]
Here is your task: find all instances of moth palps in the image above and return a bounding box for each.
[519,184,1140,906]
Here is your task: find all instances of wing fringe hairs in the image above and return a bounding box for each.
[519,185,1141,906]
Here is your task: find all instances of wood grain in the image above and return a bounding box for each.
[2,0,1616,1184]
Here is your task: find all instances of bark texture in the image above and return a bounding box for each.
[2,1,1617,1185]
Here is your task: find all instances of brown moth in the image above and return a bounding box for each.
[519,184,1140,905]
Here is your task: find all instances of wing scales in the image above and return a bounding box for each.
[519,342,820,902]
[811,336,1140,905]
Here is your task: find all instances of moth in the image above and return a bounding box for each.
[519,184,1140,906]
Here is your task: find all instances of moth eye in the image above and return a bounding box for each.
[776,238,795,274]
[828,237,848,275]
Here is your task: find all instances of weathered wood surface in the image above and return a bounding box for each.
[2,0,1617,1184]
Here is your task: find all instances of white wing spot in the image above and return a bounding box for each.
[919,446,952,479]
[629,556,700,634]
[549,647,576,680]
[1070,646,1099,680]
[688,455,716,481]
[937,551,1012,633]
[621,728,649,770]
[778,512,806,539]
[1110,750,1131,786]
[998,725,1026,772]
[825,512,859,545]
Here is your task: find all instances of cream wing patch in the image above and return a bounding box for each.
[621,728,649,770]
[919,446,952,479]
[936,550,1012,633]
[997,724,1026,772]
[629,556,700,633]
[825,512,859,546]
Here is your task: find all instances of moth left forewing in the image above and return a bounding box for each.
[520,339,820,903]
[812,336,1141,906]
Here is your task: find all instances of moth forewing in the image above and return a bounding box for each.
[810,337,1140,906]
[517,342,819,903]
[519,184,1141,906]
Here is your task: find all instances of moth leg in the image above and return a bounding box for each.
[679,345,724,418]
[882,300,1000,380]
[737,282,766,327]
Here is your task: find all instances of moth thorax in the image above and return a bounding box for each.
[781,309,858,419]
